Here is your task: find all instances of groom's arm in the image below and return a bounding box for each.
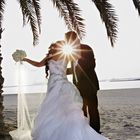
[66,61,74,75]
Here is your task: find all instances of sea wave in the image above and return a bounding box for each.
[2,79,140,94]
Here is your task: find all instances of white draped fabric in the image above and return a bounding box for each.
[9,64,45,140]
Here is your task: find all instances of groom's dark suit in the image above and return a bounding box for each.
[72,44,100,133]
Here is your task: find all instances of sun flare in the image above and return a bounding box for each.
[62,44,74,55]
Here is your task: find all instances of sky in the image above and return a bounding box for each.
[1,0,140,93]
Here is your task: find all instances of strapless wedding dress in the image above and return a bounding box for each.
[31,59,109,140]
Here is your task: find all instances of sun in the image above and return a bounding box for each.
[62,44,74,55]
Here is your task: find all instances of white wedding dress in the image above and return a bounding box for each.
[31,59,109,140]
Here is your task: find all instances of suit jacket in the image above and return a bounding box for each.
[73,44,100,91]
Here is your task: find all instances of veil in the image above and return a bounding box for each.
[9,63,46,140]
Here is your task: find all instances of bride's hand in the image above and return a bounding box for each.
[22,58,27,61]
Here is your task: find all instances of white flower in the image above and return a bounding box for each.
[12,49,27,63]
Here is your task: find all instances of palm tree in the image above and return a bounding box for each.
[0,0,42,137]
[1,0,119,46]
[0,28,12,139]
[0,0,7,138]
[132,0,140,15]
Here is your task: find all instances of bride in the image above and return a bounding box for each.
[21,40,109,140]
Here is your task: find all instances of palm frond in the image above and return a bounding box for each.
[32,0,41,33]
[52,0,73,30]
[0,0,5,27]
[18,0,39,45]
[92,0,118,47]
[63,0,85,39]
[132,0,140,15]
[52,0,85,39]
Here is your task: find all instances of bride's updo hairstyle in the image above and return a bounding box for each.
[48,41,65,56]
[45,41,65,78]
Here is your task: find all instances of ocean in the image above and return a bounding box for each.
[2,79,140,95]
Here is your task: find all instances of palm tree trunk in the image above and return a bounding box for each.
[0,27,5,132]
[0,28,12,139]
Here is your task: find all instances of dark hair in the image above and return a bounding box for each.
[45,43,56,78]
[45,51,51,78]
[65,31,78,42]
[45,41,65,78]
[45,62,49,78]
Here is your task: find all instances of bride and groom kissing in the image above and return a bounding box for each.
[17,31,108,140]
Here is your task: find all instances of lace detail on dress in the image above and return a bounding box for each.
[48,59,68,76]
[46,59,68,94]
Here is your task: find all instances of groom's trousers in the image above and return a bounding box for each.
[76,81,100,133]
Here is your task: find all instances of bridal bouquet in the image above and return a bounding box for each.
[12,49,27,63]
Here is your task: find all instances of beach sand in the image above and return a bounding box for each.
[98,88,140,140]
[1,88,140,140]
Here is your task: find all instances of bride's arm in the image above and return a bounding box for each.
[22,55,50,67]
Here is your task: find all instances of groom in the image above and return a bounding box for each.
[65,31,101,133]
